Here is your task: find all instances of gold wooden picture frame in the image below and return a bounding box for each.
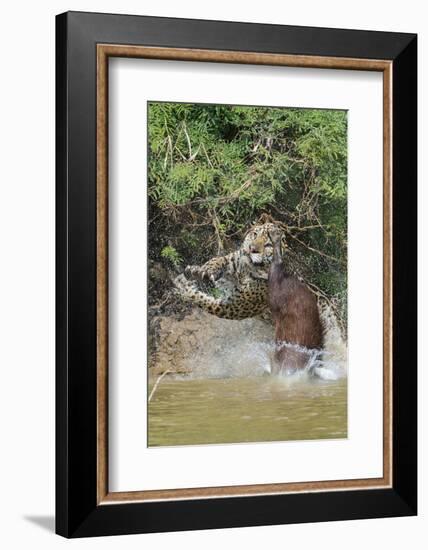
[96,44,392,504]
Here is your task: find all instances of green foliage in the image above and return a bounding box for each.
[209,287,222,299]
[148,101,348,320]
[160,245,182,267]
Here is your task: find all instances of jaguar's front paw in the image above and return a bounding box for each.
[184,265,200,279]
[202,269,221,283]
[185,265,220,283]
[173,273,197,294]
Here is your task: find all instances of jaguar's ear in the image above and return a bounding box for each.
[257,212,275,225]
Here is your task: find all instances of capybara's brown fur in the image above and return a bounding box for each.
[268,230,323,374]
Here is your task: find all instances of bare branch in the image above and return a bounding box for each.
[148,369,171,403]
[209,207,224,255]
[182,122,192,158]
[201,142,214,168]
[285,231,345,266]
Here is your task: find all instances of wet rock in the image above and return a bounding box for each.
[149,309,274,378]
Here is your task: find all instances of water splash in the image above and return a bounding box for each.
[176,309,347,382]
[272,342,345,381]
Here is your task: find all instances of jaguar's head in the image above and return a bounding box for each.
[242,222,285,266]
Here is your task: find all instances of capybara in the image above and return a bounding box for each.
[267,228,323,374]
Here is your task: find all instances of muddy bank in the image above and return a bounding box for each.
[149,309,274,378]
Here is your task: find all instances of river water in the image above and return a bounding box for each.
[148,307,347,447]
[148,369,347,447]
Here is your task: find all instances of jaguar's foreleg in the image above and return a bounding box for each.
[173,274,252,320]
[184,252,238,283]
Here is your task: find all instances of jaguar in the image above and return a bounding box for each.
[173,222,288,320]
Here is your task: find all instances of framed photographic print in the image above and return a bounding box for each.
[56,11,417,538]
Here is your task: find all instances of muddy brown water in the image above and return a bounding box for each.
[148,375,347,447]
